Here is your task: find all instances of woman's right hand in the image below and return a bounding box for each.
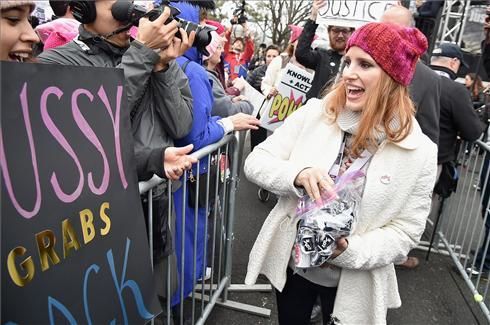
[294,167,334,202]
[267,87,278,99]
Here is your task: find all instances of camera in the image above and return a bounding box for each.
[231,0,247,25]
[111,0,216,56]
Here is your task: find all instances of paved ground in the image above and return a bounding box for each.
[183,141,490,324]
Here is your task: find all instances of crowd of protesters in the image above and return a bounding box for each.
[4,0,490,324]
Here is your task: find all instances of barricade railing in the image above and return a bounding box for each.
[428,139,490,323]
[138,132,271,325]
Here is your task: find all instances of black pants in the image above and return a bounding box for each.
[250,126,268,150]
[276,268,337,325]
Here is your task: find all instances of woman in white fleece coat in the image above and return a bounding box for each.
[244,22,437,325]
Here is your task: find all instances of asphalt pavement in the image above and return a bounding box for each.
[203,140,489,325]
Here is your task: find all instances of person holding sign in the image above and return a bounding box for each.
[261,25,308,100]
[244,22,437,324]
[0,0,39,62]
[38,0,196,183]
[295,0,353,101]
[37,0,200,312]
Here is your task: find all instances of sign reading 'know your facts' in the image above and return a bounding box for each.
[316,0,398,28]
[1,62,160,324]
[260,63,314,131]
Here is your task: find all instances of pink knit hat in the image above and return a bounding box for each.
[289,25,303,43]
[203,31,224,61]
[0,1,35,11]
[346,22,427,86]
[35,18,80,44]
[44,31,78,50]
[205,20,225,35]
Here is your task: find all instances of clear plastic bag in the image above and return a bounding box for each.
[293,170,365,269]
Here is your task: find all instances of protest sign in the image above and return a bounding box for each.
[1,62,160,324]
[260,63,313,131]
[238,77,266,117]
[316,0,397,28]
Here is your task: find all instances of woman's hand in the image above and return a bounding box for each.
[232,95,247,103]
[267,87,278,99]
[232,77,247,92]
[294,167,334,202]
[331,237,348,259]
[320,237,348,268]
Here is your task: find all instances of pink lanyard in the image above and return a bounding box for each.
[328,133,372,182]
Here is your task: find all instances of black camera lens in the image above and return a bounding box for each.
[177,19,216,56]
[111,0,215,55]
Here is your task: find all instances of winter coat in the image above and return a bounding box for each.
[207,68,253,117]
[38,26,194,181]
[430,65,484,164]
[295,19,343,100]
[246,63,267,92]
[409,61,441,145]
[171,2,225,306]
[261,53,290,97]
[244,97,437,324]
[223,30,254,81]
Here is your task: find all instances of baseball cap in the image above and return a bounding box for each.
[432,43,469,68]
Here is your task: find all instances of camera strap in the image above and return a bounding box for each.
[103,23,133,39]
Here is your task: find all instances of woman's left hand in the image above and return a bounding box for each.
[320,237,348,268]
[331,237,348,258]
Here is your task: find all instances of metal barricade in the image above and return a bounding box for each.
[139,133,238,324]
[428,139,490,322]
[138,132,271,324]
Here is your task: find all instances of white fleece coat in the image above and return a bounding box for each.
[244,98,437,324]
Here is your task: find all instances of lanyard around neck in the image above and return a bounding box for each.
[328,132,372,182]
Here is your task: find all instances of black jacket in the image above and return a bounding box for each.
[295,19,343,100]
[246,64,267,92]
[409,61,441,145]
[430,65,484,164]
[38,26,193,181]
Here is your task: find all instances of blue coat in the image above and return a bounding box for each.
[172,2,224,307]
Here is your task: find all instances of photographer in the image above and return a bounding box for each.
[38,0,198,311]
[223,4,254,82]
[38,1,196,182]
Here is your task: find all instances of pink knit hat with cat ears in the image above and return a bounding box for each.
[203,31,225,61]
[346,22,428,86]
[0,1,35,12]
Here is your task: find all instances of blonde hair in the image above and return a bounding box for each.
[325,71,414,157]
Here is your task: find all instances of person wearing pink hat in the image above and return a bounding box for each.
[203,31,254,117]
[244,22,437,324]
[296,0,354,101]
[0,1,39,62]
[35,1,80,51]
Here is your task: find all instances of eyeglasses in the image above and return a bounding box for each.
[330,28,352,36]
